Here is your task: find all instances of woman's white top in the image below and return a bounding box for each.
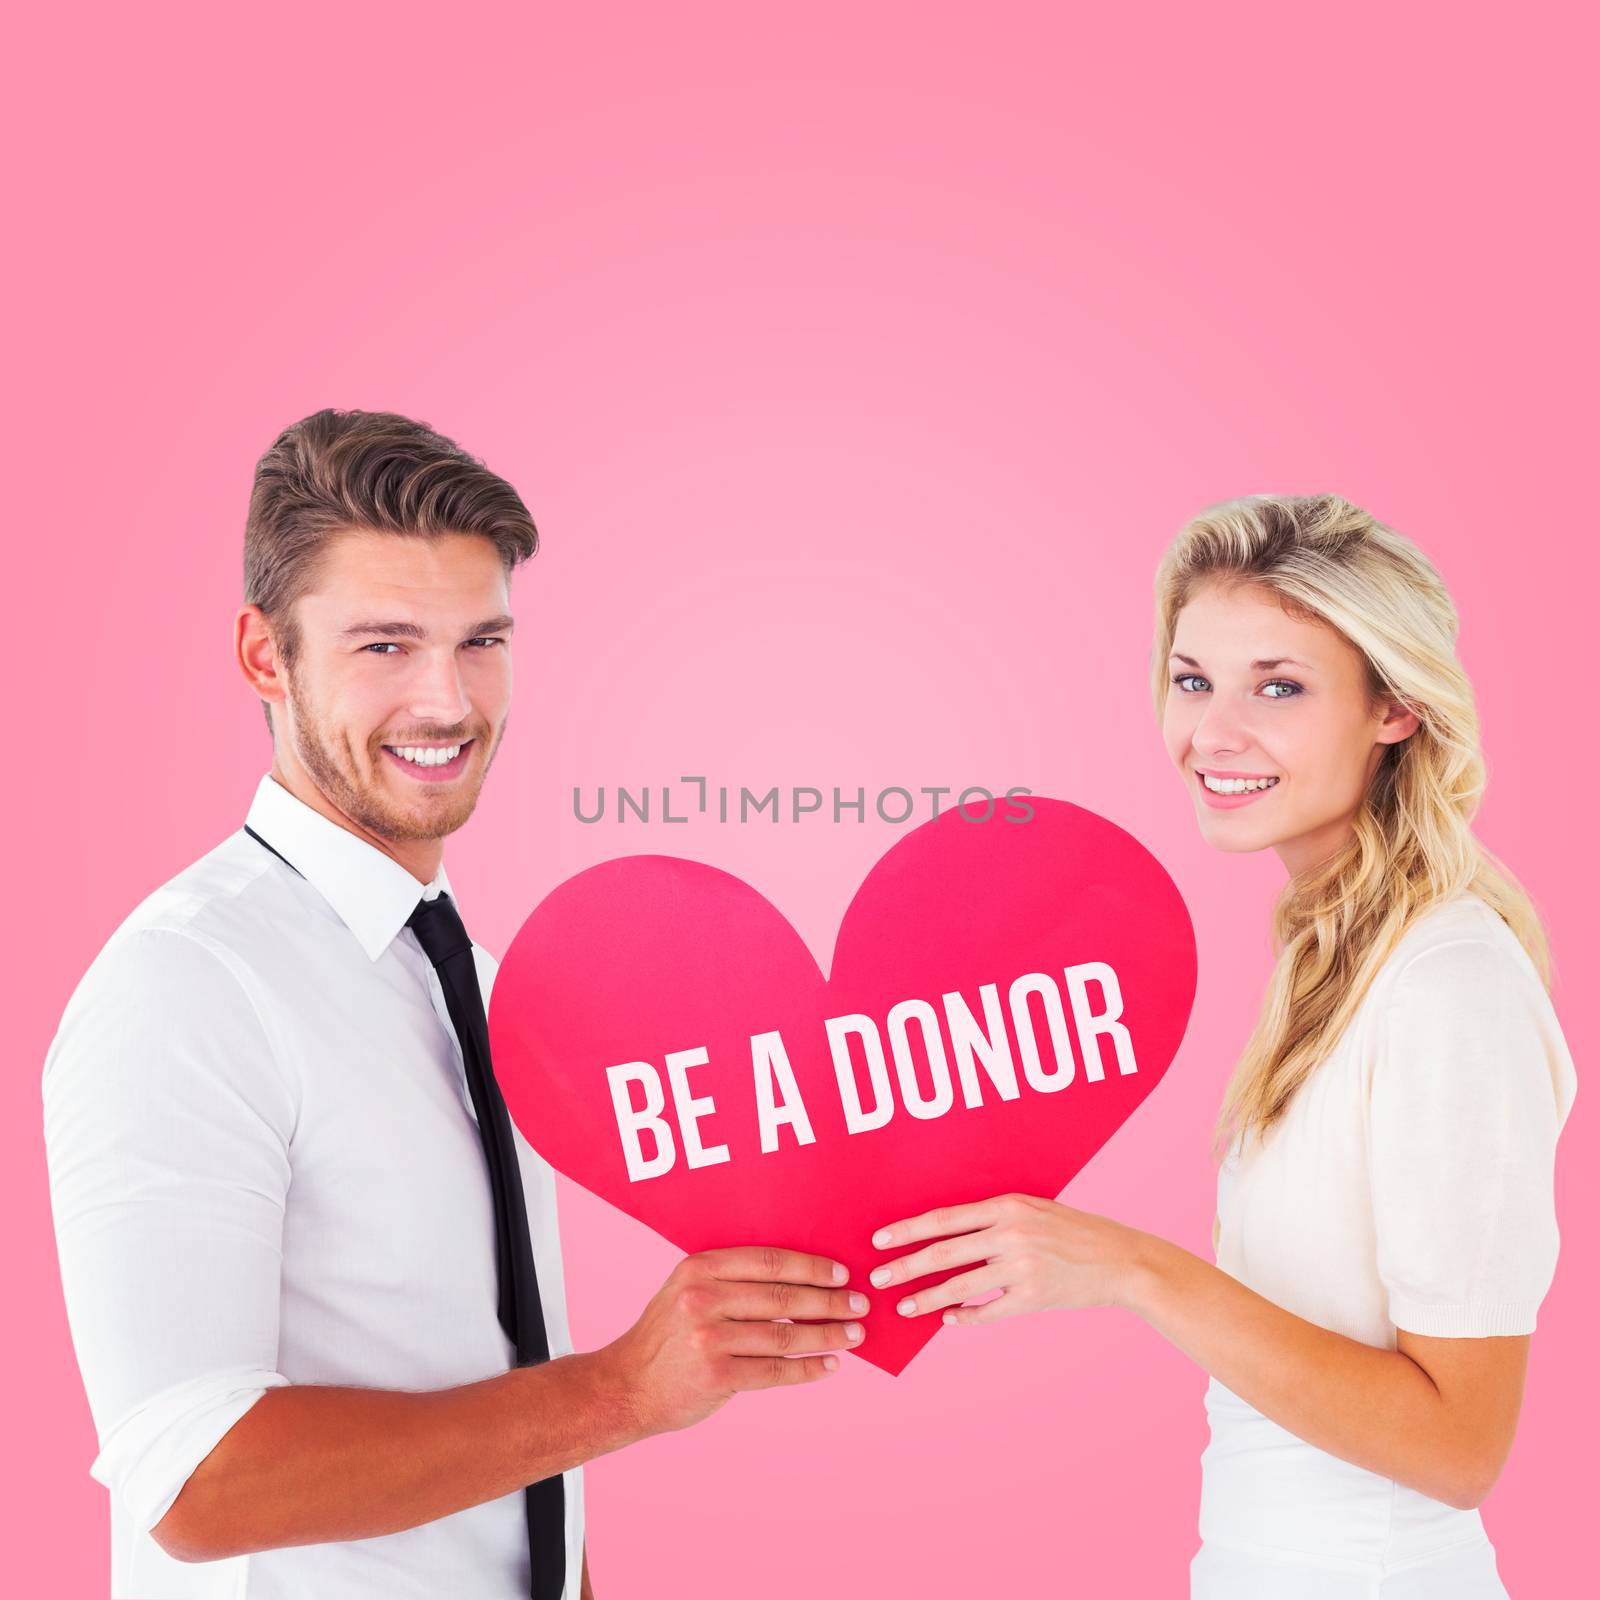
[1198,890,1578,1577]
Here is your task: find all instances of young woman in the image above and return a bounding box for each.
[870,494,1577,1597]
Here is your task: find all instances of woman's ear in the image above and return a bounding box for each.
[1375,698,1421,746]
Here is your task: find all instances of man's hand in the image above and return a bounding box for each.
[148,1248,867,1565]
[599,1247,869,1435]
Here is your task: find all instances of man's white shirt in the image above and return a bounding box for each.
[42,773,584,1599]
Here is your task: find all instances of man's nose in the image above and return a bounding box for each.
[405,649,472,724]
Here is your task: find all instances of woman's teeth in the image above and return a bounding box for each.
[389,744,463,767]
[1202,773,1278,794]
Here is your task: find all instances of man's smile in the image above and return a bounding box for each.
[380,738,475,782]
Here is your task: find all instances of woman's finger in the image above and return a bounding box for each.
[869,1229,996,1290]
[941,1289,1017,1327]
[870,1196,1006,1250]
[894,1263,1005,1317]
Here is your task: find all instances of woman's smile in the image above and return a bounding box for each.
[1195,767,1281,809]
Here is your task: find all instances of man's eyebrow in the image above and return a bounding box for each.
[469,614,516,636]
[1169,652,1313,671]
[339,620,426,641]
[339,615,516,642]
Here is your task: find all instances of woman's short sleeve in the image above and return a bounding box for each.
[1370,936,1576,1337]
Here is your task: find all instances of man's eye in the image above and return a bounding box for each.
[467,637,507,649]
[364,642,401,654]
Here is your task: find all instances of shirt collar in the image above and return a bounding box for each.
[243,773,457,962]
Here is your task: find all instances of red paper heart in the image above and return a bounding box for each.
[489,797,1196,1375]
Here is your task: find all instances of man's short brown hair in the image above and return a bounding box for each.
[244,408,539,733]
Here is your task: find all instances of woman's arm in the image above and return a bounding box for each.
[871,1194,1529,1510]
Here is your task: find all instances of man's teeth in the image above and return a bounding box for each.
[1203,773,1279,794]
[390,744,463,767]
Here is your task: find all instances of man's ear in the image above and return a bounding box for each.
[236,605,287,720]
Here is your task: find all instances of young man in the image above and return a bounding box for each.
[42,409,869,1600]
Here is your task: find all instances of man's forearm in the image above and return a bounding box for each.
[155,1351,637,1563]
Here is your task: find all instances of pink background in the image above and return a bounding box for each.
[7,3,1594,1594]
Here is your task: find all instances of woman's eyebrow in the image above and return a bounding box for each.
[1169,651,1314,671]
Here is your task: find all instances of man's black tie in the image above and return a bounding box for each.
[406,890,566,1600]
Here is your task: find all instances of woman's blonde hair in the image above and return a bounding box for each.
[1150,493,1553,1159]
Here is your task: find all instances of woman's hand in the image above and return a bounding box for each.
[869,1193,1151,1324]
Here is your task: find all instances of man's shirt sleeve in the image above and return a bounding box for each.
[42,927,297,1533]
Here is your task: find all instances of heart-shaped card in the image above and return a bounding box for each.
[489,797,1196,1374]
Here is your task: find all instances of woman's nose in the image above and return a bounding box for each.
[1192,698,1252,759]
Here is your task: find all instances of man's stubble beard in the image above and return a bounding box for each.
[283,671,505,844]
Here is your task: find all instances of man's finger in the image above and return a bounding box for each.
[727,1353,841,1390]
[718,1318,865,1356]
[697,1246,849,1287]
[714,1282,870,1322]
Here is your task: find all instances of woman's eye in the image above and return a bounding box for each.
[1171,672,1302,699]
